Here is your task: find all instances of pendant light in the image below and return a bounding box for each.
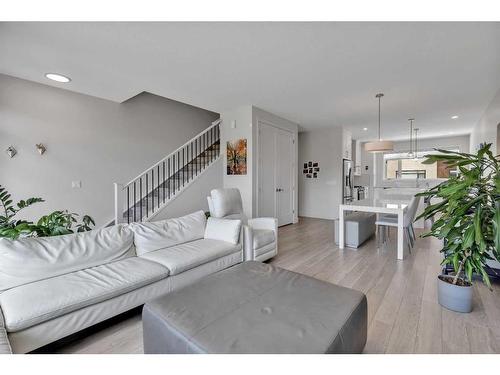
[365,93,394,152]
[413,128,419,160]
[407,118,415,158]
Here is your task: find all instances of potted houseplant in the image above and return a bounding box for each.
[0,184,95,239]
[416,143,499,313]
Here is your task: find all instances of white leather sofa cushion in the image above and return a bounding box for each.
[131,210,206,256]
[204,217,242,245]
[140,239,241,276]
[0,329,10,354]
[210,188,245,219]
[0,306,11,353]
[0,257,168,332]
[252,229,275,249]
[0,225,135,292]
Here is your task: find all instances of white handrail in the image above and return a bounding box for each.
[123,118,221,188]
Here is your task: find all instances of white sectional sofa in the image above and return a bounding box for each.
[0,210,243,354]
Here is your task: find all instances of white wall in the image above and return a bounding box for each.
[470,88,500,155]
[0,74,220,227]
[298,127,343,220]
[220,105,254,216]
[152,158,222,221]
[220,106,299,222]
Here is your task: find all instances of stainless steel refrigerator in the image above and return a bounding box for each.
[342,159,353,204]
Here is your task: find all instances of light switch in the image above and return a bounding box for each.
[72,181,82,188]
[231,120,236,129]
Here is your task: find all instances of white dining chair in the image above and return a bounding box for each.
[375,196,421,253]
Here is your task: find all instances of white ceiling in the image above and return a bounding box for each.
[1,22,499,140]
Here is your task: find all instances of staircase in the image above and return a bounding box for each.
[114,119,221,224]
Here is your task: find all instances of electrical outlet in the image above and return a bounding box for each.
[71,181,82,188]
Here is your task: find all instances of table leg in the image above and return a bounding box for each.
[397,211,404,260]
[339,207,345,249]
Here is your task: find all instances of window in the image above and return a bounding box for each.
[384,149,459,180]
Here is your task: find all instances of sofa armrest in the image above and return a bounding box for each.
[0,306,12,354]
[248,217,278,233]
[246,218,278,261]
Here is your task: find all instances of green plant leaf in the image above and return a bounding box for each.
[493,202,500,256]
[474,206,483,246]
[480,267,492,290]
[452,253,459,273]
[17,197,44,209]
[463,226,475,249]
[465,259,473,283]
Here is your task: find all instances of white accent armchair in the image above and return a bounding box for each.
[207,188,278,262]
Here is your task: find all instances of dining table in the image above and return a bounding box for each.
[338,195,413,260]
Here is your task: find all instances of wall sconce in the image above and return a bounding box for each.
[36,143,47,155]
[5,146,17,158]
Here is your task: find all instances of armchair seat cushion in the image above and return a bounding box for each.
[139,239,241,276]
[253,229,275,249]
[0,257,168,332]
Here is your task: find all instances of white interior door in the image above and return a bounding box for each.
[258,122,276,218]
[258,122,294,226]
[276,128,294,225]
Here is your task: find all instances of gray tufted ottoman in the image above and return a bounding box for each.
[142,261,367,354]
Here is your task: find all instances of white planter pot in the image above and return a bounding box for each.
[437,275,472,313]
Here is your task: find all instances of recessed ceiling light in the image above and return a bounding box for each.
[45,73,71,83]
[451,115,459,119]
[363,127,368,131]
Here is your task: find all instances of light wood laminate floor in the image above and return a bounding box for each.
[52,217,500,354]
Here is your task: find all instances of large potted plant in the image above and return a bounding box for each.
[416,143,499,313]
[0,184,95,239]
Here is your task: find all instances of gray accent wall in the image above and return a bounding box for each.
[298,127,344,220]
[0,74,220,227]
